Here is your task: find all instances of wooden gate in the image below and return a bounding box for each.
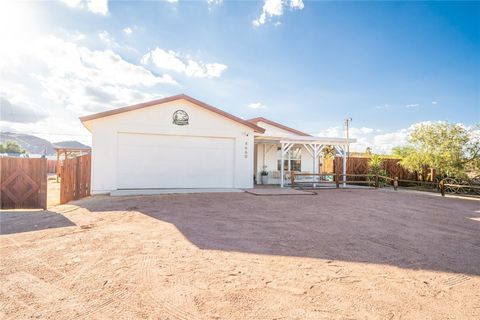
[60,154,91,204]
[1,157,47,209]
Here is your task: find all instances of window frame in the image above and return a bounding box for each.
[277,146,302,172]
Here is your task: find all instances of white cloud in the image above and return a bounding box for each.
[72,31,86,41]
[123,27,133,35]
[317,126,342,138]
[87,0,108,15]
[166,0,178,3]
[1,35,177,118]
[98,31,118,47]
[247,102,268,109]
[432,101,438,105]
[204,63,228,78]
[350,127,375,135]
[61,0,108,15]
[289,0,304,10]
[207,0,223,6]
[405,103,419,108]
[0,34,181,145]
[0,94,47,123]
[142,47,228,78]
[316,125,412,154]
[253,0,304,27]
[372,129,409,153]
[62,0,83,8]
[142,48,185,73]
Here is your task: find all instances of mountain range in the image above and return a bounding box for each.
[0,132,90,155]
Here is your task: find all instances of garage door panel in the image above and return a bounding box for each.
[117,133,234,189]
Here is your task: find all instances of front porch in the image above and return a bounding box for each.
[254,136,354,188]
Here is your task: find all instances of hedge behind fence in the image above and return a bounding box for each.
[328,157,432,181]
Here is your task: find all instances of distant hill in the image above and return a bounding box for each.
[0,132,89,155]
[52,140,91,150]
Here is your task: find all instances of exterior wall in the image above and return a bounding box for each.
[86,98,255,193]
[255,121,301,137]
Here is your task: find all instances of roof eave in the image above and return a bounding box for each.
[78,94,265,133]
[247,117,311,137]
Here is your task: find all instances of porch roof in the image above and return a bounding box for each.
[254,135,356,146]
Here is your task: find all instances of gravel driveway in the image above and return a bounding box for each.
[1,189,479,319]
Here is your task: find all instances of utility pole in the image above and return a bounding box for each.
[344,117,352,157]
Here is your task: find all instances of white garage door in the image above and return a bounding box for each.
[117,133,235,189]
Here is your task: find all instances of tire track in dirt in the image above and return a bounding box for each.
[4,234,135,319]
[71,290,130,320]
[141,254,198,320]
[442,274,471,288]
[3,237,68,280]
[61,246,136,319]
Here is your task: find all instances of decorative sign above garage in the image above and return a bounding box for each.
[172,110,189,126]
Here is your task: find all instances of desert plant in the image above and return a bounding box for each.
[368,154,389,186]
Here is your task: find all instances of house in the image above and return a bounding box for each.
[80,94,354,194]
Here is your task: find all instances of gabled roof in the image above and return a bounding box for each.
[247,117,311,137]
[79,94,265,133]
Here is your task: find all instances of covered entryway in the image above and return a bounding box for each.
[117,133,235,189]
[254,136,355,188]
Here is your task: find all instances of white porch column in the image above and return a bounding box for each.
[280,142,285,188]
[312,144,317,186]
[280,142,294,188]
[262,143,266,168]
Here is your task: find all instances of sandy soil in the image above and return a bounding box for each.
[1,190,479,319]
[47,176,60,207]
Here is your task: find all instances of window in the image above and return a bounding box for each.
[277,146,302,171]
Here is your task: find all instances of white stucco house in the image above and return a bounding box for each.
[80,94,354,194]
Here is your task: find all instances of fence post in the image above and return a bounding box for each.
[75,156,81,200]
[291,172,295,189]
[39,158,47,210]
[375,174,379,188]
[394,177,398,191]
[335,172,339,188]
[439,179,445,197]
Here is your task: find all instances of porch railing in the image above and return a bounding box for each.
[291,172,480,197]
[291,172,378,189]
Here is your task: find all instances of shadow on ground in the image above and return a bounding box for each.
[0,210,76,235]
[73,190,480,275]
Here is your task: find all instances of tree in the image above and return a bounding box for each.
[0,140,25,154]
[321,145,336,159]
[392,122,480,178]
[364,147,372,156]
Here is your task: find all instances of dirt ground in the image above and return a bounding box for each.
[47,176,60,207]
[1,190,479,319]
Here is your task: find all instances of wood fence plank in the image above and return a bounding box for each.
[60,154,91,204]
[0,157,47,209]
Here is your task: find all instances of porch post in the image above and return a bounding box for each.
[342,146,347,187]
[280,142,285,188]
[56,149,60,182]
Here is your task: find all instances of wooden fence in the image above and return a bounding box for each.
[60,154,91,204]
[332,157,429,181]
[47,159,57,173]
[0,157,47,209]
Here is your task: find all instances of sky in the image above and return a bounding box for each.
[0,0,479,153]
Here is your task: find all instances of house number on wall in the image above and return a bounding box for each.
[172,110,189,126]
[244,141,248,158]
